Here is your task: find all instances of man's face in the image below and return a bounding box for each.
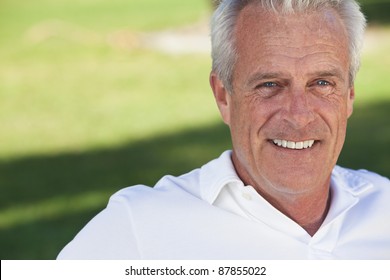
[211,5,354,199]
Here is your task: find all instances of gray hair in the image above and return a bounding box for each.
[210,0,367,93]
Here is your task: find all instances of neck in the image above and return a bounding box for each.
[293,192,331,236]
[231,153,332,236]
[257,184,331,236]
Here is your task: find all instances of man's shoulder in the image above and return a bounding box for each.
[110,150,236,207]
[110,169,203,208]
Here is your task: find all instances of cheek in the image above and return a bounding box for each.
[250,98,285,135]
[313,89,348,113]
[333,94,351,127]
[230,95,282,145]
[314,95,349,146]
[229,99,263,143]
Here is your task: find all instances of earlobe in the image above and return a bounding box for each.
[347,87,355,118]
[210,72,231,125]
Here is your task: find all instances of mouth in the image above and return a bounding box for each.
[272,139,315,150]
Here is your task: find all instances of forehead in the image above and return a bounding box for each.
[234,4,349,64]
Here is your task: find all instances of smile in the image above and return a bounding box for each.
[272,139,315,150]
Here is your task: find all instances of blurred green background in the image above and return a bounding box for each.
[0,0,389,259]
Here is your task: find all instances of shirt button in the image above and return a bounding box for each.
[242,193,252,201]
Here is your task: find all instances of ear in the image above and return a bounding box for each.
[210,72,231,125]
[347,86,355,118]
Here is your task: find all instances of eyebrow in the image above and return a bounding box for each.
[309,69,346,83]
[246,71,290,87]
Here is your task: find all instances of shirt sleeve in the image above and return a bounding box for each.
[57,194,141,260]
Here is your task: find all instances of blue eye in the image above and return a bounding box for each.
[317,80,330,86]
[262,82,277,87]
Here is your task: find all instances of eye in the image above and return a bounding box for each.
[310,79,335,96]
[262,81,278,87]
[254,81,282,98]
[316,80,330,86]
[255,81,279,90]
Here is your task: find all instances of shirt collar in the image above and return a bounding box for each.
[331,165,373,196]
[200,150,243,204]
[319,165,374,229]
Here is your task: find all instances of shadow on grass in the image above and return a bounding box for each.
[0,101,389,259]
[361,1,390,25]
[338,101,390,175]
[0,122,231,259]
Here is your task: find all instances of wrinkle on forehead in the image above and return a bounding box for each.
[233,4,350,81]
[255,42,344,58]
[235,4,348,49]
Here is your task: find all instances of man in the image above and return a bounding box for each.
[58,0,390,259]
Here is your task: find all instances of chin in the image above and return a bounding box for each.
[263,169,326,195]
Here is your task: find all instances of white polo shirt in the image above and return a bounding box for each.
[58,151,390,259]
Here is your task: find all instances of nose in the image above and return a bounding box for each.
[282,89,315,129]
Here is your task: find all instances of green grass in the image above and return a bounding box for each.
[359,0,390,25]
[0,0,389,259]
[338,26,390,176]
[0,0,213,160]
[0,48,216,159]
[0,0,210,39]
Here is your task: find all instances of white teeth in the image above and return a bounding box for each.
[273,139,315,150]
[295,142,304,149]
[287,141,295,149]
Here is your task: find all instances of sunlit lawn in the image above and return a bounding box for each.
[0,0,389,259]
[0,0,213,159]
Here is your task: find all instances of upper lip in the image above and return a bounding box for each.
[272,139,315,149]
